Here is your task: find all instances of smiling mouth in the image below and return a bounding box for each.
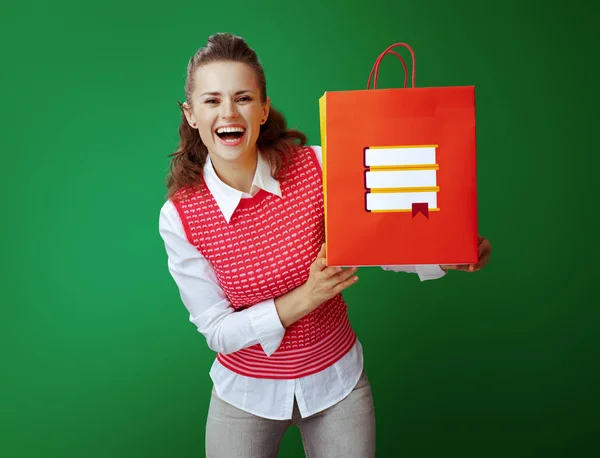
[215,126,246,143]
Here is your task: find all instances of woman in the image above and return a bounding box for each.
[159,33,491,458]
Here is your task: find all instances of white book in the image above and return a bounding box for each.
[366,191,438,212]
[363,145,440,213]
[365,169,437,189]
[364,145,437,167]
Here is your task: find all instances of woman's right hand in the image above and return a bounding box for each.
[274,243,359,328]
[302,243,359,311]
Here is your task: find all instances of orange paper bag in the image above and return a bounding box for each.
[319,43,478,267]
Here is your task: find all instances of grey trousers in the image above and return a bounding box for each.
[205,370,376,458]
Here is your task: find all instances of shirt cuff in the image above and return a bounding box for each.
[380,265,417,273]
[415,265,447,281]
[248,299,286,357]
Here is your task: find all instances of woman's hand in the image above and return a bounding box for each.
[274,243,358,328]
[441,234,492,272]
[302,243,359,310]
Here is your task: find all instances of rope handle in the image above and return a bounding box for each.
[367,43,416,90]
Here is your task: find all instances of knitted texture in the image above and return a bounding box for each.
[172,146,356,379]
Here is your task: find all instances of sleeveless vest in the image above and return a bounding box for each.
[172,146,356,379]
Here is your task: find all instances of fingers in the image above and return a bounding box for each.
[472,238,491,271]
[442,237,492,272]
[318,243,326,259]
[312,243,358,278]
[467,238,491,271]
[479,238,491,257]
[312,243,328,272]
[331,266,358,284]
[315,261,359,294]
[440,264,470,271]
[319,265,357,287]
[316,258,328,271]
[326,266,359,294]
[333,272,359,293]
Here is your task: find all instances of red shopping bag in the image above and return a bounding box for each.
[319,43,478,267]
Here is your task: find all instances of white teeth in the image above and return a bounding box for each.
[216,126,245,134]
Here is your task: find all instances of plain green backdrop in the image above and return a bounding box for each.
[1,0,598,457]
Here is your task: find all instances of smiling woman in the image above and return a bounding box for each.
[158,32,491,458]
[181,61,268,189]
[166,34,306,200]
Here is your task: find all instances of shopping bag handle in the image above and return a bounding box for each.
[369,51,408,89]
[367,43,416,90]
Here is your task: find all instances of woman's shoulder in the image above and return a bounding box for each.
[159,184,210,227]
[296,144,322,169]
[158,198,180,235]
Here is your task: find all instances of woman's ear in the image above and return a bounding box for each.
[181,102,197,128]
[261,97,271,124]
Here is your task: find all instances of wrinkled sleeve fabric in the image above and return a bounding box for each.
[159,200,286,356]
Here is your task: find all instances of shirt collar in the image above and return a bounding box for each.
[203,150,282,223]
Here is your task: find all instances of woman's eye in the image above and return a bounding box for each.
[238,96,252,102]
[205,99,218,104]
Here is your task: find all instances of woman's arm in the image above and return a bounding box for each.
[159,200,286,356]
[160,200,359,355]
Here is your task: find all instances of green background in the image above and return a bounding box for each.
[1,0,597,457]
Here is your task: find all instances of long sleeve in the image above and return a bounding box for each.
[311,145,446,282]
[158,200,286,356]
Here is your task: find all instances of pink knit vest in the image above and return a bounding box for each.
[172,146,356,379]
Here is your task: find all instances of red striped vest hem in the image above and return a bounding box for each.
[216,314,357,379]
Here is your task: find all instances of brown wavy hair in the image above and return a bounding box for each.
[166,33,307,199]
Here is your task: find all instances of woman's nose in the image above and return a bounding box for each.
[221,99,239,119]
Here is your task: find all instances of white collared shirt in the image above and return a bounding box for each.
[158,145,446,420]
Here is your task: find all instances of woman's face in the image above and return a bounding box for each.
[183,61,270,166]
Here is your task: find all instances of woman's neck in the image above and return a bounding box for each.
[209,149,258,194]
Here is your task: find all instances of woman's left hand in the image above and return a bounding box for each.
[441,235,492,272]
